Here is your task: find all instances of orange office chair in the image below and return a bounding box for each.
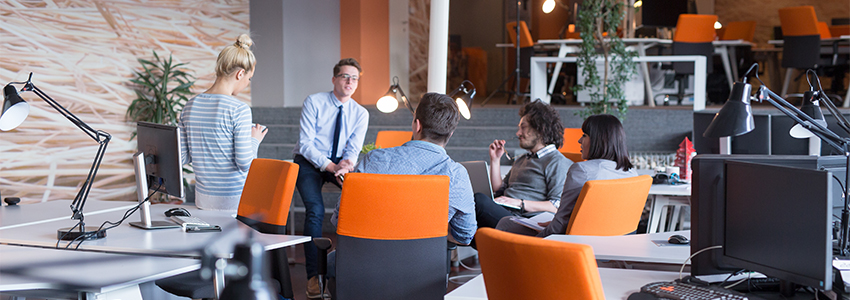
[778,6,823,97]
[665,14,717,105]
[321,173,450,300]
[157,158,299,299]
[564,175,652,236]
[721,21,756,42]
[475,228,605,300]
[559,128,584,163]
[374,130,411,149]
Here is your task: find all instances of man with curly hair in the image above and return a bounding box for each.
[474,100,573,229]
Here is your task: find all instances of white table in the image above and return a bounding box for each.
[537,38,672,105]
[0,199,137,229]
[530,55,707,110]
[647,183,692,233]
[444,268,681,300]
[0,244,198,300]
[545,230,691,265]
[0,203,310,258]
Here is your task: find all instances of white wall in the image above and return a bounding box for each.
[250,0,341,107]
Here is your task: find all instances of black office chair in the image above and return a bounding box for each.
[660,14,717,105]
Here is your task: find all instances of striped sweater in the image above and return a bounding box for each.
[179,93,259,212]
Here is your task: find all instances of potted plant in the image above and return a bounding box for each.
[573,0,638,120]
[126,51,195,203]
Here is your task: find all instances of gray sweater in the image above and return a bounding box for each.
[496,144,573,208]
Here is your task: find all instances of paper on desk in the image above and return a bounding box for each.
[510,212,555,232]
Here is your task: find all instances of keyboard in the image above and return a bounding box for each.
[641,281,748,300]
[170,215,211,228]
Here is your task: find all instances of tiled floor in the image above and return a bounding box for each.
[283,233,481,300]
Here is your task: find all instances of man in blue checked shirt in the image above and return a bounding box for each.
[331,92,477,246]
[292,58,369,299]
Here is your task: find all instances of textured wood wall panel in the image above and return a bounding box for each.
[0,0,249,203]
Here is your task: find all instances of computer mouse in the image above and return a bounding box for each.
[627,292,659,300]
[668,234,689,245]
[164,207,190,217]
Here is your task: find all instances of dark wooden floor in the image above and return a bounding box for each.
[284,232,482,300]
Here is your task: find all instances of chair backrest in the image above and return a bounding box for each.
[374,130,411,149]
[475,228,604,300]
[830,25,850,37]
[335,173,450,300]
[236,158,299,234]
[817,21,832,39]
[778,6,822,69]
[721,21,756,42]
[673,14,717,43]
[565,175,652,236]
[559,128,584,163]
[779,6,820,37]
[673,14,717,74]
[506,21,534,48]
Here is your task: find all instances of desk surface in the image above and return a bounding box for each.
[545,231,691,265]
[0,244,198,294]
[0,199,137,229]
[444,268,681,300]
[649,183,691,196]
[0,203,310,258]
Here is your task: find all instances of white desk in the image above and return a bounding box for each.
[537,38,672,105]
[444,268,680,300]
[0,203,310,258]
[530,55,707,110]
[545,230,691,265]
[647,183,692,233]
[0,199,137,229]
[0,244,198,299]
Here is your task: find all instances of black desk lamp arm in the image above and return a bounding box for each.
[759,87,848,152]
[13,75,112,222]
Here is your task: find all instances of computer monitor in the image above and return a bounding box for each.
[129,121,183,229]
[723,160,832,294]
[690,154,845,276]
[640,0,688,28]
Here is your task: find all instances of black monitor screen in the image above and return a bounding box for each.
[641,0,688,28]
[136,122,183,198]
[723,160,832,291]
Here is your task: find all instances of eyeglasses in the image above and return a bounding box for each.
[335,74,360,82]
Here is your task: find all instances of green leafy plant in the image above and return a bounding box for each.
[126,51,194,131]
[361,143,380,154]
[126,51,195,203]
[573,0,637,120]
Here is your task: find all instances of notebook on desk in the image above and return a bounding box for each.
[460,161,519,210]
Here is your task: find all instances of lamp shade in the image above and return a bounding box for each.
[790,90,827,138]
[1,84,30,131]
[377,86,399,113]
[703,82,755,138]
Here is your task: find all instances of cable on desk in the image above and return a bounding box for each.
[679,245,723,280]
[58,180,163,249]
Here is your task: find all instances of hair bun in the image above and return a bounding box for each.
[234,34,253,50]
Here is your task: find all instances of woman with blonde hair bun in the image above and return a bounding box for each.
[179,33,267,212]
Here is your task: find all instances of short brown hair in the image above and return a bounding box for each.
[334,58,362,76]
[415,93,460,145]
[519,100,564,149]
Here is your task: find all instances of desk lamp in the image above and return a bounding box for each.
[376,76,414,116]
[448,80,476,120]
[1,73,112,241]
[377,77,476,119]
[704,63,850,256]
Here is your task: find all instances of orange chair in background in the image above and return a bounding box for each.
[721,21,757,42]
[817,21,833,39]
[559,128,584,163]
[475,228,605,300]
[324,173,450,300]
[665,14,717,105]
[564,175,652,236]
[778,6,823,97]
[374,130,412,149]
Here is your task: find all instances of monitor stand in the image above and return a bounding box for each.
[129,152,180,230]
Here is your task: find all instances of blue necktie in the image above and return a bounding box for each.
[330,105,342,163]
